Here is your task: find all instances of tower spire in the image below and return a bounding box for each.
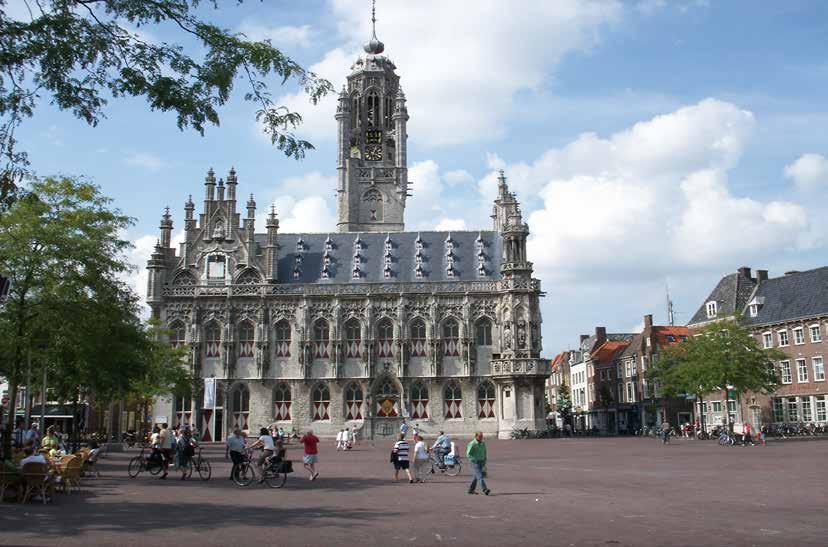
[363,0,385,54]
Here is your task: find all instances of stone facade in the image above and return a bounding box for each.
[147,18,549,440]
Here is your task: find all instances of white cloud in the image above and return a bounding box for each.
[124,229,185,318]
[507,99,808,283]
[434,218,468,231]
[237,22,313,48]
[272,195,337,233]
[276,0,622,146]
[444,169,474,186]
[125,152,164,172]
[784,153,828,191]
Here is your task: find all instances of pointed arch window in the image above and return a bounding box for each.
[475,318,493,346]
[313,319,330,359]
[384,95,393,128]
[174,394,192,428]
[274,320,291,358]
[205,322,221,358]
[351,93,361,129]
[345,319,362,359]
[273,383,291,421]
[169,321,186,349]
[444,382,463,419]
[410,319,427,357]
[376,380,399,417]
[312,384,330,421]
[239,321,255,358]
[345,383,364,420]
[477,382,496,419]
[232,386,250,432]
[443,319,460,357]
[366,91,380,127]
[378,319,394,358]
[410,382,429,420]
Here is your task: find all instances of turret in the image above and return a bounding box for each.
[146,239,167,313]
[203,167,216,218]
[159,206,173,249]
[492,171,532,277]
[217,177,225,202]
[265,205,279,281]
[226,166,238,201]
[245,194,257,260]
[183,195,196,265]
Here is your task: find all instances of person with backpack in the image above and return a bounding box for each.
[391,433,413,483]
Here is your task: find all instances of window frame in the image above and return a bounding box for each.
[777,330,789,347]
[312,384,331,421]
[793,327,805,346]
[274,320,291,358]
[813,356,825,382]
[273,383,292,421]
[762,332,773,349]
[796,358,808,383]
[444,382,463,419]
[475,318,493,347]
[238,320,255,358]
[706,301,717,318]
[780,360,792,384]
[810,324,822,343]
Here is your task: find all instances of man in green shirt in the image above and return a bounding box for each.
[466,431,491,495]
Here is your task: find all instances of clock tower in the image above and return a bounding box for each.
[336,2,409,233]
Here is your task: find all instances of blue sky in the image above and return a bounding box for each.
[11,0,828,351]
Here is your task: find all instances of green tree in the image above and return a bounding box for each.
[0,176,132,455]
[0,0,333,199]
[556,381,573,427]
[647,319,784,431]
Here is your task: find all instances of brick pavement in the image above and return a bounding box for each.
[1,437,826,546]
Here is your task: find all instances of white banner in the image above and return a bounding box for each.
[203,378,216,409]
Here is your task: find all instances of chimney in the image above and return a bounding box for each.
[643,314,653,331]
[595,326,607,345]
[784,270,801,276]
[738,266,752,280]
[579,334,589,345]
[756,270,768,284]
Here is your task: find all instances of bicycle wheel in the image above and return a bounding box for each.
[232,462,255,487]
[263,468,287,489]
[445,461,461,477]
[128,456,143,478]
[148,460,164,475]
[197,458,212,481]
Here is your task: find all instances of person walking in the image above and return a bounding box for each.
[177,427,196,480]
[399,419,409,439]
[300,429,320,481]
[660,420,671,445]
[412,433,429,483]
[350,425,359,446]
[466,431,490,495]
[225,427,247,480]
[742,422,756,446]
[391,433,414,483]
[158,423,175,478]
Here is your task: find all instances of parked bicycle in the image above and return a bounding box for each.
[232,449,291,488]
[128,445,165,478]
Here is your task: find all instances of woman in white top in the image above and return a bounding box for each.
[412,434,430,483]
[247,427,276,473]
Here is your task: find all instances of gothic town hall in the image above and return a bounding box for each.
[147,19,549,440]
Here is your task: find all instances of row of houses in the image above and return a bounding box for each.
[546,265,828,433]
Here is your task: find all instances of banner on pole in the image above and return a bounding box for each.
[203,378,216,409]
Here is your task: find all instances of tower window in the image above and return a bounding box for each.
[366,92,380,127]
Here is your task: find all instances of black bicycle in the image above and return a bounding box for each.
[232,449,290,488]
[128,446,165,478]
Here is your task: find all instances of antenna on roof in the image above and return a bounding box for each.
[666,283,675,326]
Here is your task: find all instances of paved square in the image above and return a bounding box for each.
[1,437,825,546]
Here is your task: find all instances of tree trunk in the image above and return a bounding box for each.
[697,393,705,437]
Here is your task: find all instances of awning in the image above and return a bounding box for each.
[15,404,84,419]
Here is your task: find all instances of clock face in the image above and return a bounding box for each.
[365,144,383,161]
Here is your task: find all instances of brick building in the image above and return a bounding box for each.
[689,266,828,430]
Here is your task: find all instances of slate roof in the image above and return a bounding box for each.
[652,326,691,346]
[688,270,757,326]
[742,267,828,326]
[254,231,503,284]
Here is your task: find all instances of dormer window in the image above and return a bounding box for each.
[384,253,392,265]
[323,254,331,267]
[292,267,301,280]
[294,254,303,265]
[296,238,305,253]
[415,235,423,252]
[383,265,392,279]
[321,265,330,279]
[324,236,333,252]
[415,264,424,279]
[352,266,361,279]
[478,265,486,277]
[749,304,758,317]
[706,301,717,319]
[446,265,456,278]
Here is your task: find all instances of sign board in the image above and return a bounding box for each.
[155,416,167,424]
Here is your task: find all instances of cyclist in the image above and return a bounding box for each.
[430,431,451,467]
[660,420,671,445]
[248,427,276,481]
[225,427,247,480]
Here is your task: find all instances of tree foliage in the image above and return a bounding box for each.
[0,0,333,199]
[0,175,191,454]
[647,319,785,427]
[556,381,573,425]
